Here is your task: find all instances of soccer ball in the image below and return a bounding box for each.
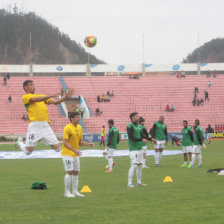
[84,35,97,48]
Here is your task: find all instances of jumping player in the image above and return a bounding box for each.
[103,119,120,172]
[180,120,194,167]
[16,80,73,154]
[127,112,149,188]
[62,112,94,198]
[151,115,168,167]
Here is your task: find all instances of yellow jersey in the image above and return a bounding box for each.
[22,94,51,123]
[62,123,83,157]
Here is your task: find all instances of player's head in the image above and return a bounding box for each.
[69,112,80,124]
[130,112,139,123]
[139,117,145,125]
[183,120,188,128]
[23,80,35,93]
[108,119,114,128]
[159,115,165,123]
[195,119,200,126]
[102,125,105,129]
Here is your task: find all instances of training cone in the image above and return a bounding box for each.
[163,176,173,183]
[81,185,92,193]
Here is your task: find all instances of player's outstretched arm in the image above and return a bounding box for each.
[79,139,94,148]
[48,89,74,105]
[29,93,59,103]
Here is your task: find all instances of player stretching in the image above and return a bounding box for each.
[139,117,151,168]
[151,116,168,167]
[180,120,194,167]
[103,119,120,172]
[16,80,73,154]
[188,119,204,168]
[62,112,94,198]
[127,112,149,188]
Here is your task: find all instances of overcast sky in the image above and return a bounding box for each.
[1,0,224,64]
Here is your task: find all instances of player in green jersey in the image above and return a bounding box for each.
[127,112,149,188]
[151,116,168,167]
[139,117,151,168]
[103,119,120,172]
[188,119,204,168]
[180,120,194,167]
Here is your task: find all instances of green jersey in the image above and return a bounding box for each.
[127,122,142,151]
[138,125,147,147]
[182,126,193,146]
[152,121,167,141]
[194,126,204,145]
[107,126,119,149]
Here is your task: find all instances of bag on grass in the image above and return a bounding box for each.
[30,182,48,190]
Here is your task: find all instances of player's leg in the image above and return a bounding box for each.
[128,151,137,187]
[196,145,202,168]
[136,150,147,186]
[154,140,160,166]
[180,152,187,167]
[158,148,163,165]
[107,148,114,172]
[142,146,149,168]
[71,157,84,197]
[16,136,33,155]
[62,156,74,198]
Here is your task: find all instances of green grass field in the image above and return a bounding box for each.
[1,141,224,224]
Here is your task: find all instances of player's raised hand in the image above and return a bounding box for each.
[65,89,74,99]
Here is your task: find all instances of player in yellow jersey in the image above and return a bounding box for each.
[62,112,94,198]
[16,80,73,155]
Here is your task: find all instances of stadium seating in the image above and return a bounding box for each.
[0,75,223,135]
[64,75,224,133]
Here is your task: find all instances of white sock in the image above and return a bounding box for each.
[64,174,71,193]
[108,157,113,170]
[198,154,202,166]
[128,164,137,185]
[191,154,196,166]
[154,151,159,164]
[184,161,187,165]
[19,142,31,155]
[136,165,142,184]
[158,152,163,163]
[142,158,146,167]
[72,175,79,193]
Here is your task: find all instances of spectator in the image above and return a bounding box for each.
[7,73,10,80]
[208,80,212,87]
[65,87,69,93]
[3,76,7,86]
[180,70,186,78]
[75,106,79,113]
[97,95,100,103]
[106,95,110,102]
[204,90,209,101]
[107,90,110,96]
[166,104,170,112]
[176,71,180,78]
[213,70,216,78]
[207,70,211,77]
[197,99,200,106]
[170,104,175,112]
[101,95,106,102]
[194,87,199,95]
[111,90,114,96]
[192,98,196,106]
[80,107,84,118]
[95,108,102,116]
[8,95,12,103]
[200,98,204,106]
[22,114,28,122]
[61,88,64,96]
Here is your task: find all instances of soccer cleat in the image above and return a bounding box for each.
[137,183,147,187]
[143,165,150,168]
[64,192,75,198]
[180,163,187,167]
[128,184,135,188]
[106,169,112,173]
[73,191,85,197]
[187,164,194,168]
[15,137,23,149]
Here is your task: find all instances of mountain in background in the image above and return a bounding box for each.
[0,9,104,64]
[183,38,224,63]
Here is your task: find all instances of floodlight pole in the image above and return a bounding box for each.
[197,33,200,75]
[29,32,33,77]
[142,33,145,76]
[86,51,91,76]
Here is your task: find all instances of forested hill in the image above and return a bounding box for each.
[183,38,224,63]
[0,10,104,64]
